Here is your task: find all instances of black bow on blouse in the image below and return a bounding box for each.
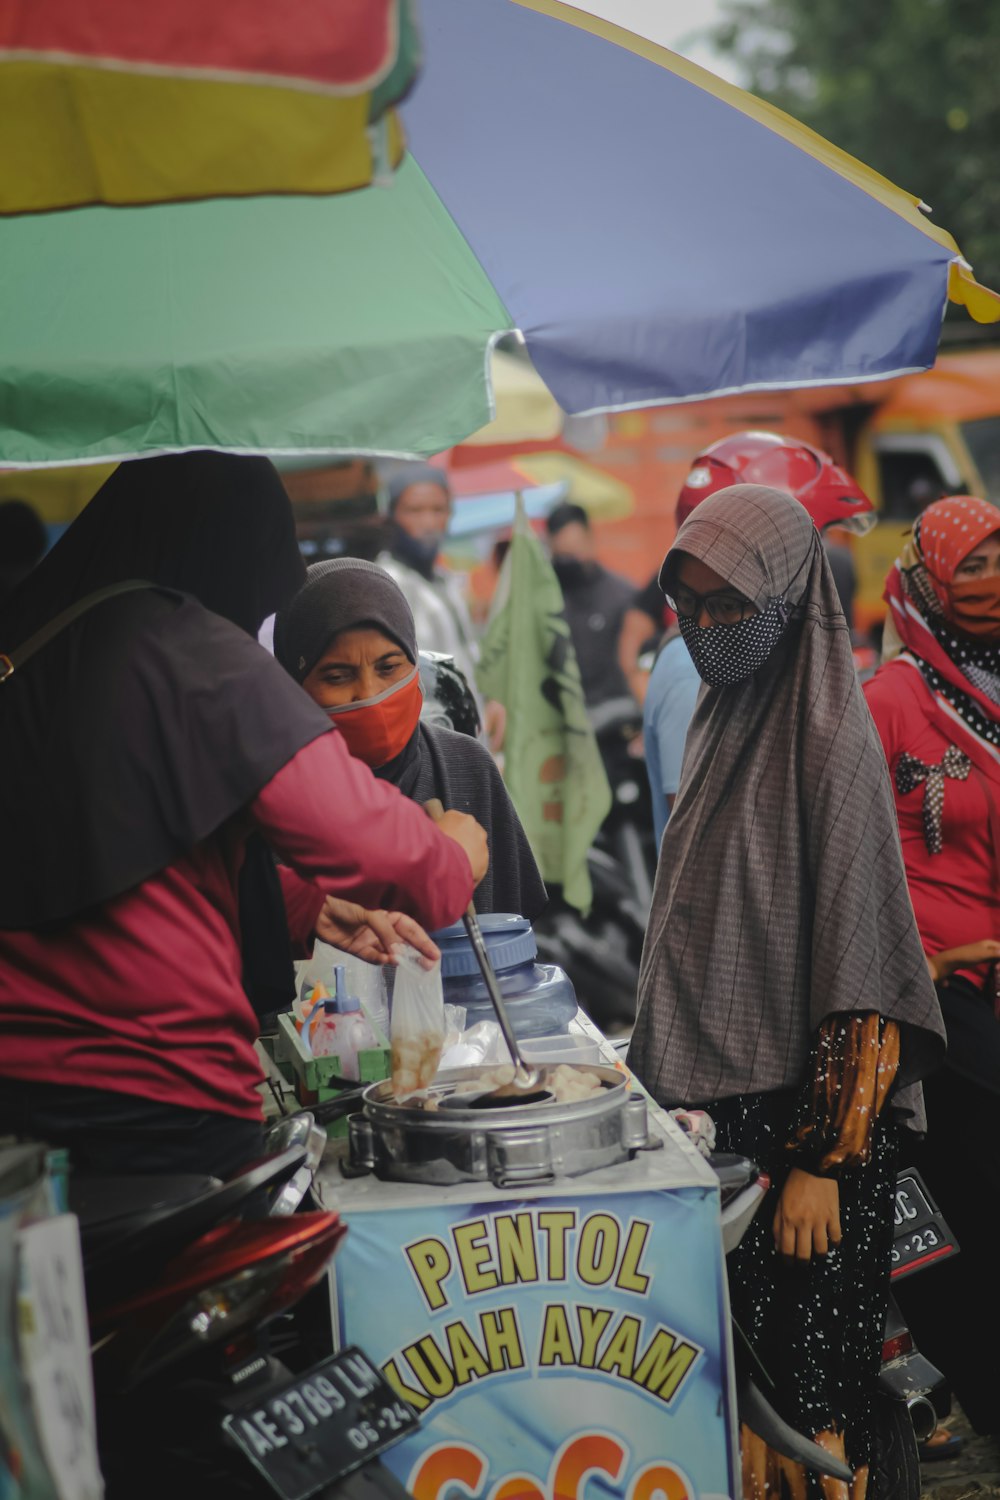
[895,747,971,855]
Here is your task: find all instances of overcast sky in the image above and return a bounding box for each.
[574,0,741,85]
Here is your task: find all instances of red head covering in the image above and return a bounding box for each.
[883,496,1000,763]
[917,494,1000,606]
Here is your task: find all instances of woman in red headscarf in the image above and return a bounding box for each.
[865,495,1000,1438]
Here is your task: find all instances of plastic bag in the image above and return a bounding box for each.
[390,945,446,1099]
[440,1020,506,1071]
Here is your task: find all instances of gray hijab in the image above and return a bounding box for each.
[629,485,944,1122]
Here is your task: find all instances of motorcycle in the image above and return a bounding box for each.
[76,1104,415,1500]
[870,1167,958,1500]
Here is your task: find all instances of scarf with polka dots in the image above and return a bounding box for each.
[882,499,1000,754]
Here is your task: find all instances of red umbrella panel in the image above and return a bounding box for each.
[0,0,419,212]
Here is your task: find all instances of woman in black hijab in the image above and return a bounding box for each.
[0,454,486,1176]
[274,558,546,920]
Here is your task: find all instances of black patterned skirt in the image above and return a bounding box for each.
[701,1090,898,1486]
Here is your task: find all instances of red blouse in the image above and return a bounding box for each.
[0,733,474,1120]
[864,658,1000,987]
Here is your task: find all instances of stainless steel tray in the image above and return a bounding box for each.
[346,1065,659,1188]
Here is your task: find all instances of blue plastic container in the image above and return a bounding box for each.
[432,914,577,1038]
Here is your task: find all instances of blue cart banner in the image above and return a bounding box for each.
[333,1185,736,1500]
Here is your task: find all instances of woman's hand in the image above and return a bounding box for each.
[773,1168,842,1263]
[926,939,1000,983]
[315,898,441,967]
[437,810,489,885]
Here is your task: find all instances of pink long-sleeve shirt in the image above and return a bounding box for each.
[0,733,473,1119]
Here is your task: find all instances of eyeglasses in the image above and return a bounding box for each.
[665,583,757,626]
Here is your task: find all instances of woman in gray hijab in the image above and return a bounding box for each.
[629,485,944,1497]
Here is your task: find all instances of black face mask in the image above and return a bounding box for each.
[678,596,790,686]
[551,556,593,591]
[390,524,442,580]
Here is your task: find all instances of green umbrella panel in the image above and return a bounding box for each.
[0,155,513,467]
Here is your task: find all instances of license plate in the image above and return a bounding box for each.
[223,1346,418,1500]
[890,1169,959,1281]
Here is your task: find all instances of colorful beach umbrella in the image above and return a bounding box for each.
[0,0,418,212]
[0,0,997,468]
[403,0,999,417]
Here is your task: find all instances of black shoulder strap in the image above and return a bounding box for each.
[0,580,160,684]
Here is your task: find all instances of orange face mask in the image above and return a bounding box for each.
[325,668,423,768]
[946,576,1000,638]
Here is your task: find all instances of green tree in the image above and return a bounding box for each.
[713,0,1000,297]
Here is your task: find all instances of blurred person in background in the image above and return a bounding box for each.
[379,463,479,697]
[865,495,1000,1438]
[0,454,486,1177]
[0,497,47,604]
[642,433,874,845]
[545,501,635,710]
[274,557,545,921]
[379,462,505,748]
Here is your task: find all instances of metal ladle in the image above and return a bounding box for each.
[424,800,548,1108]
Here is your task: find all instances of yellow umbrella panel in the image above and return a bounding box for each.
[462,350,565,447]
[0,0,418,211]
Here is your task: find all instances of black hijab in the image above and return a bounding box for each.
[0,452,331,938]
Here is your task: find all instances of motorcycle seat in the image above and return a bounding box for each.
[74,1145,309,1293]
[71,1172,220,1237]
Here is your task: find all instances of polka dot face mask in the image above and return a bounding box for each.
[678,596,790,686]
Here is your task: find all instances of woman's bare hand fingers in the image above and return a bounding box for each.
[359,909,399,958]
[386,913,441,964]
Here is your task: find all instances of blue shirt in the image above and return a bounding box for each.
[643,634,701,849]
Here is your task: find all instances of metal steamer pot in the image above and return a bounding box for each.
[346,1065,659,1189]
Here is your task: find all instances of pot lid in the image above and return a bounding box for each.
[431,913,536,978]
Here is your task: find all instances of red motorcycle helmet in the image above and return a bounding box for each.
[675,431,875,534]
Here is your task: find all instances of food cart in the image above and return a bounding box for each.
[318,1016,739,1500]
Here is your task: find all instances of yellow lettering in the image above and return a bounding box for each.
[576,1306,613,1367]
[538,1210,576,1280]
[404,1336,456,1400]
[634,1329,699,1403]
[495,1213,539,1286]
[615,1220,652,1295]
[577,1214,620,1286]
[381,1357,430,1412]
[598,1314,642,1379]
[445,1320,491,1386]
[453,1220,499,1296]
[538,1304,577,1367]
[481,1307,525,1371]
[405,1237,452,1312]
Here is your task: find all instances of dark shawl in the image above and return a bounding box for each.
[629,485,944,1123]
[379,722,547,921]
[0,452,331,941]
